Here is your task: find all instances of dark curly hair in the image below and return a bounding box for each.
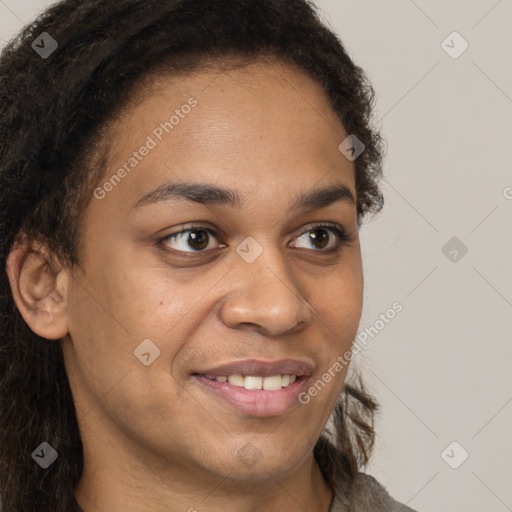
[0,0,384,510]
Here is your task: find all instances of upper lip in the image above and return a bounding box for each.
[193,358,314,378]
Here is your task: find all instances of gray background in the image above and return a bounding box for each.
[1,1,511,511]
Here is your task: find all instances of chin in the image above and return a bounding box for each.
[205,442,308,483]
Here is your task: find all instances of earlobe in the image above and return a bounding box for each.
[6,236,70,340]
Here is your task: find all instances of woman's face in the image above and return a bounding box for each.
[62,59,363,486]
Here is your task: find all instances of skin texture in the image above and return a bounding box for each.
[7,60,363,512]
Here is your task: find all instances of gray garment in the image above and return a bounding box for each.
[329,473,418,512]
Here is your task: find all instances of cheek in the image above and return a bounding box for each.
[305,261,363,392]
[311,260,363,336]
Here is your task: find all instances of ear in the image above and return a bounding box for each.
[6,234,70,340]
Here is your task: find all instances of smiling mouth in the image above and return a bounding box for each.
[190,358,314,416]
[191,373,311,417]
[199,372,303,390]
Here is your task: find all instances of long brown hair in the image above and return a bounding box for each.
[0,0,383,509]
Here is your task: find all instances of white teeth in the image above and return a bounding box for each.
[244,376,263,390]
[263,375,282,390]
[228,375,244,387]
[213,374,299,390]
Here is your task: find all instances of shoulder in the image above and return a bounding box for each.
[330,472,418,512]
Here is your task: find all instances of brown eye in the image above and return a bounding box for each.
[308,228,329,250]
[186,230,209,250]
[293,225,348,251]
[161,228,220,253]
[159,223,348,256]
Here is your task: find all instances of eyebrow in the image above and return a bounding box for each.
[133,181,355,211]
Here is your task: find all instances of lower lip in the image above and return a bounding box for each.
[193,375,309,417]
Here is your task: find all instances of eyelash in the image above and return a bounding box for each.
[157,222,350,257]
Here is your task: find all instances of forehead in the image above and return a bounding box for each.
[96,58,355,210]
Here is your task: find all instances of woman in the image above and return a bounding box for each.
[0,0,417,510]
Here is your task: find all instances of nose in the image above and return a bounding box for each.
[219,248,315,337]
